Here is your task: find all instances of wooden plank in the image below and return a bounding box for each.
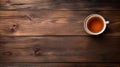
[0,10,120,36]
[0,36,119,62]
[0,0,120,10]
[0,63,120,67]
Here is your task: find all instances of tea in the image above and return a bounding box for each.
[87,17,104,33]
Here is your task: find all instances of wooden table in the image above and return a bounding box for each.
[0,0,120,67]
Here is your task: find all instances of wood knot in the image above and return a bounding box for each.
[10,24,18,32]
[33,48,42,56]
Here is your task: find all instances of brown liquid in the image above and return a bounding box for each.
[87,17,104,33]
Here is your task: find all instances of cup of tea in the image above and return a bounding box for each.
[84,14,109,35]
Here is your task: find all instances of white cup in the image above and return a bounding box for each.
[84,14,109,35]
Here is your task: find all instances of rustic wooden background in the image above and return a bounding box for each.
[0,0,120,67]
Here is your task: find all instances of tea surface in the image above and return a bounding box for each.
[87,17,104,33]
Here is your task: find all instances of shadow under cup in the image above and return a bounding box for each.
[84,14,108,35]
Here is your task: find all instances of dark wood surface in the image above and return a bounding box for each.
[0,10,120,36]
[0,0,120,67]
[0,63,120,67]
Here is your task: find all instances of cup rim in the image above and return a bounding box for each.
[84,14,106,35]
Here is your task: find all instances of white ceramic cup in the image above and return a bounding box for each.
[84,14,109,35]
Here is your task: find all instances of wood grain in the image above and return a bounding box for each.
[0,0,120,10]
[0,36,119,62]
[0,63,120,67]
[0,10,120,36]
[0,0,120,65]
